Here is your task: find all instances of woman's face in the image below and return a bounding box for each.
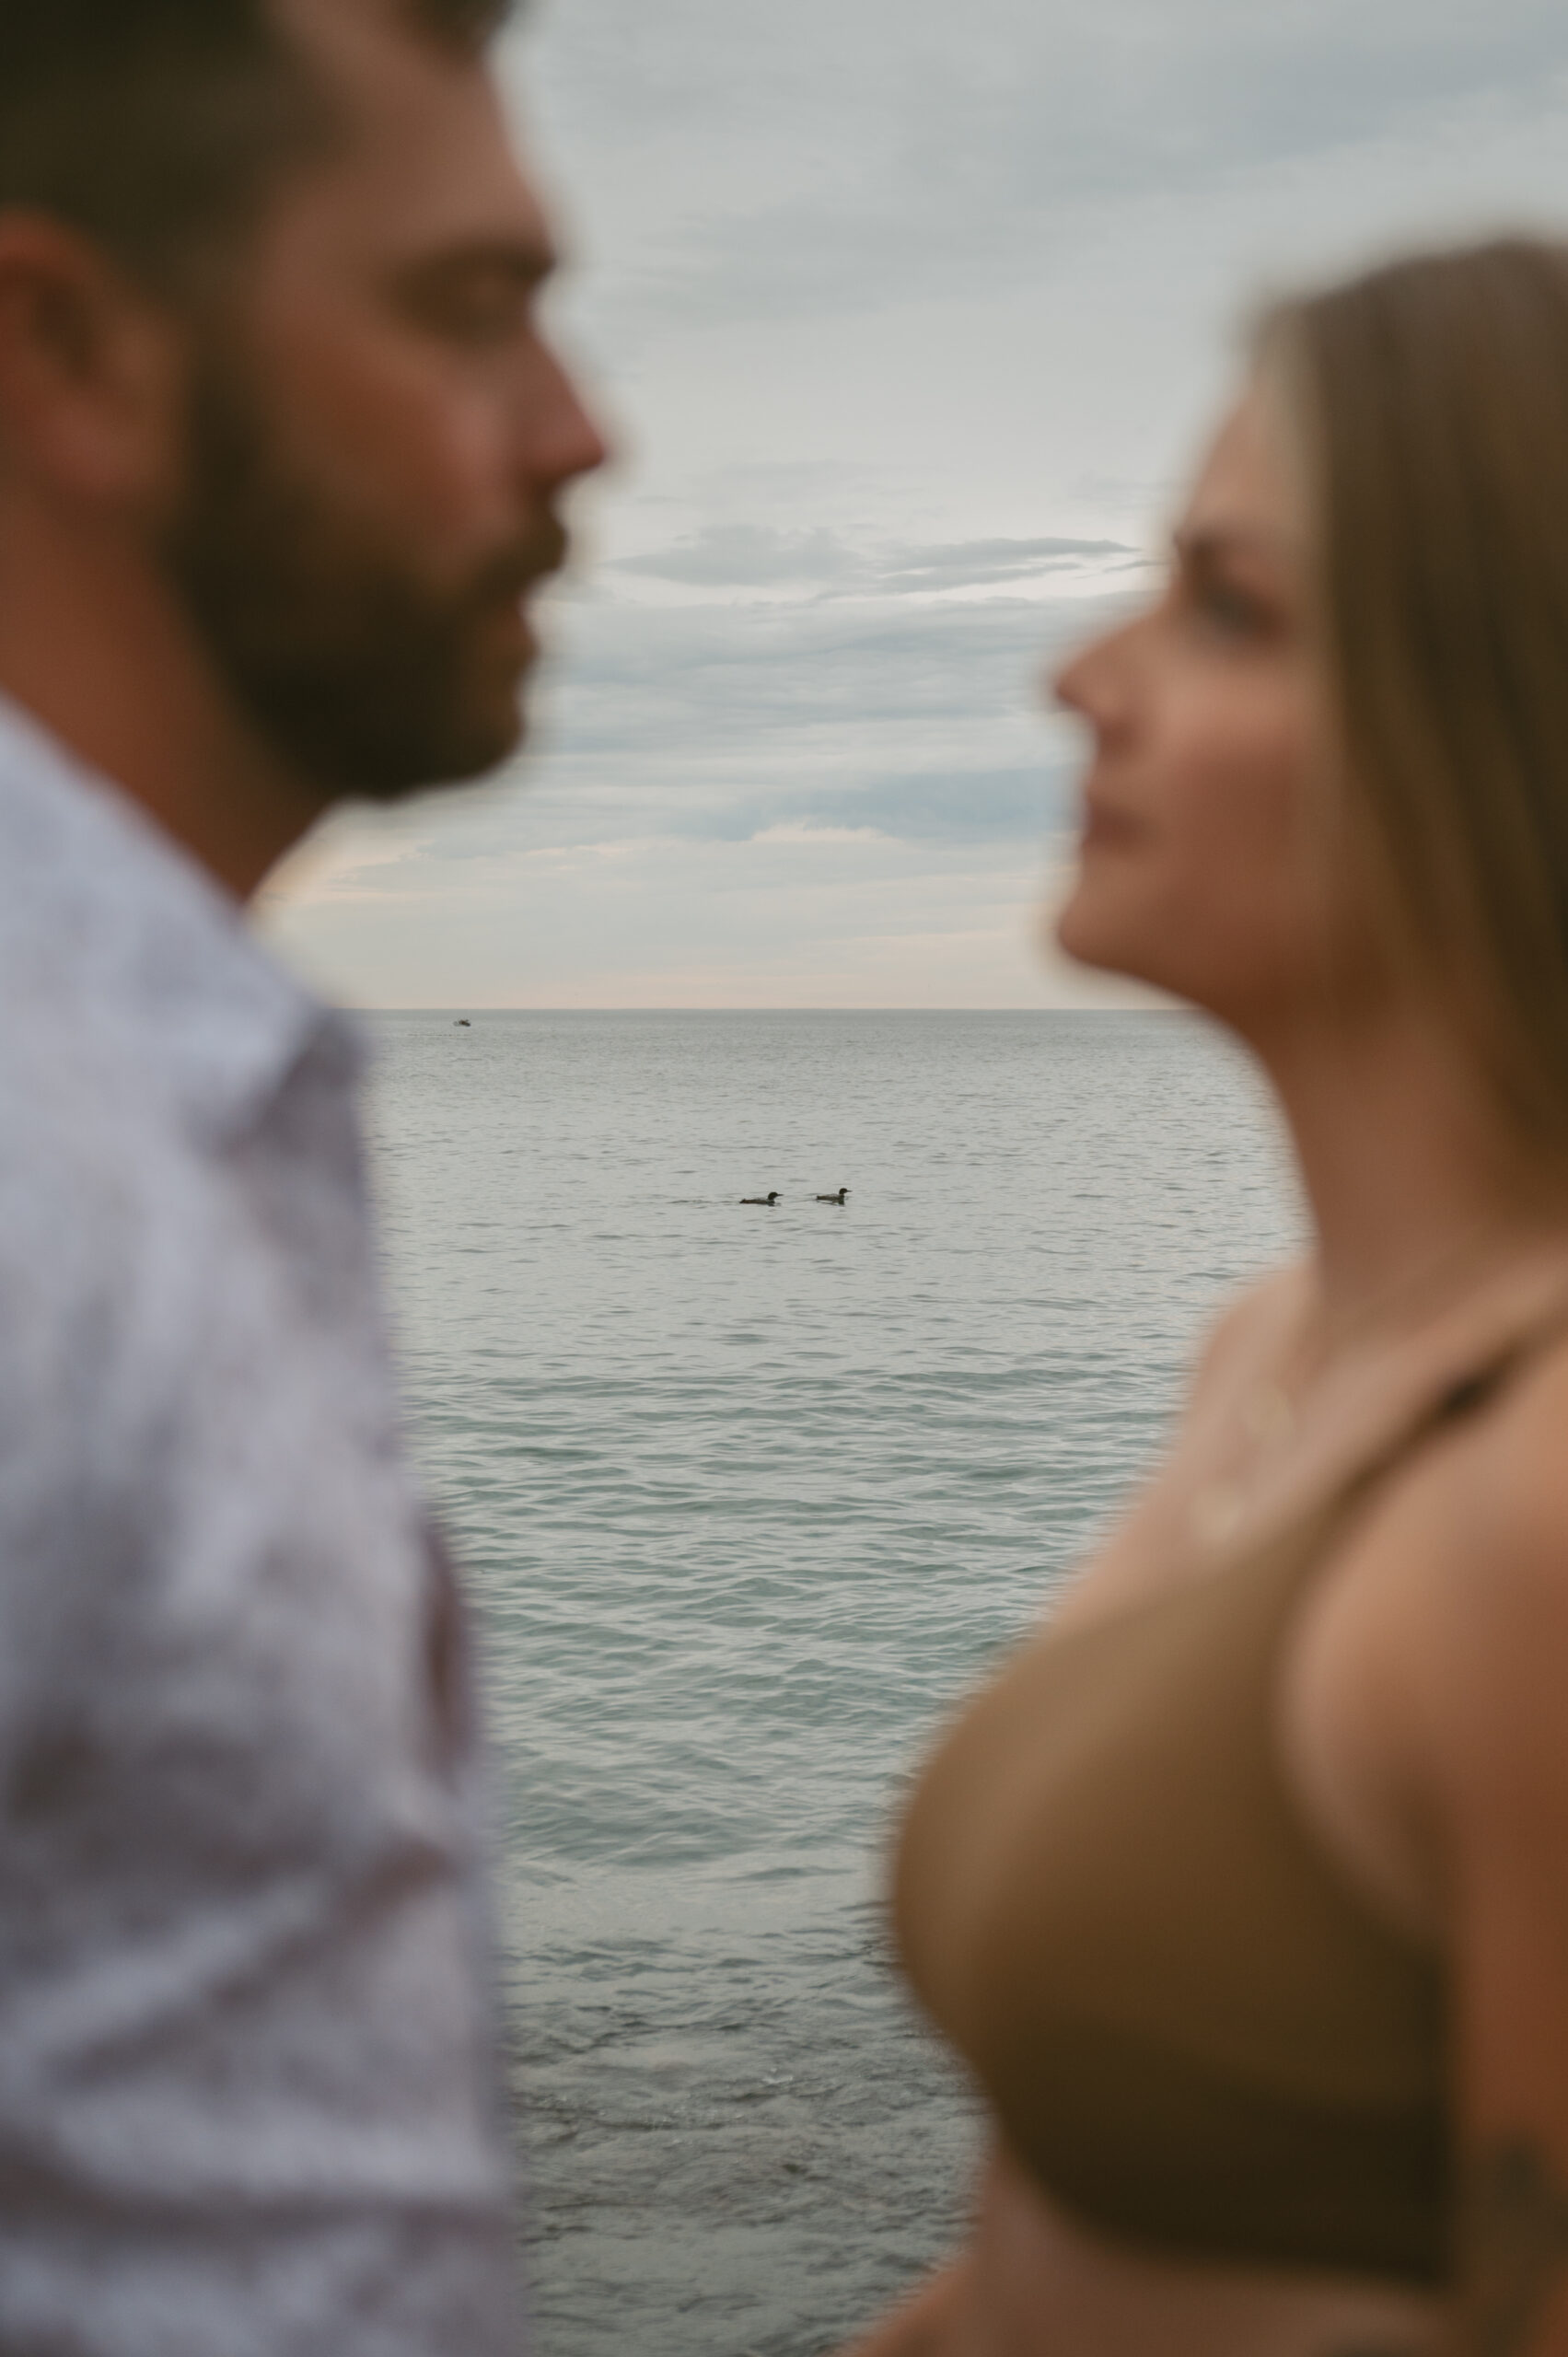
[1054,384,1354,1031]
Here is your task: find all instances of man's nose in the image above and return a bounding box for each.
[527,339,612,493]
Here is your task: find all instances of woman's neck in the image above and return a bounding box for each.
[1253,994,1565,1341]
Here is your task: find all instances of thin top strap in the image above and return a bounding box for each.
[1337,1277,1568,1517]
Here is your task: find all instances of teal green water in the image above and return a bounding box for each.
[363,1010,1298,2357]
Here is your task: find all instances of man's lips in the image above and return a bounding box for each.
[478,515,572,607]
[476,530,570,657]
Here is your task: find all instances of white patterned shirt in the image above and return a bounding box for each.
[0,697,526,2354]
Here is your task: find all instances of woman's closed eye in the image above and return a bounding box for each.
[1167,560,1289,652]
[1169,522,1294,649]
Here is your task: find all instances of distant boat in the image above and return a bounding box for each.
[455,1019,471,1028]
[740,1191,780,1206]
[815,1188,850,1204]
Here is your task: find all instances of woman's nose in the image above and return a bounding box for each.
[1052,642,1096,719]
[1051,616,1141,736]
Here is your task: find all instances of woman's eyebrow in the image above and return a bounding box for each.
[1173,522,1291,568]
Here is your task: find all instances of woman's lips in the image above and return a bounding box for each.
[1080,795,1144,852]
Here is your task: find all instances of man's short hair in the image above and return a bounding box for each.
[0,0,515,298]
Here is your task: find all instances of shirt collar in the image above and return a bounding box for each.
[0,693,362,1142]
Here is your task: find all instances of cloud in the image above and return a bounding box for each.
[537,586,1093,745]
[877,538,1142,592]
[751,821,891,845]
[610,526,1142,596]
[796,771,1064,845]
[524,0,1568,331]
[261,819,1126,1012]
[613,522,863,587]
[505,585,1111,877]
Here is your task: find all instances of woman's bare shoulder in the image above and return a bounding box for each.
[1282,1330,1568,1934]
[1182,1261,1311,1419]
[1450,1341,1568,1596]
[1052,1266,1311,1623]
[1417,1341,1568,1788]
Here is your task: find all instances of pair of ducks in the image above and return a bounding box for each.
[740,1188,851,1206]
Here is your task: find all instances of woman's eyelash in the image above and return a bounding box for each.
[1186,575,1272,633]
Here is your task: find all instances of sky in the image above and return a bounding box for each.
[260,0,1568,1008]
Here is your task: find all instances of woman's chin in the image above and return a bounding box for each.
[1051,885,1148,987]
[1050,900,1200,1013]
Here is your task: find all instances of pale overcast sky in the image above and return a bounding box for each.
[260,0,1568,1008]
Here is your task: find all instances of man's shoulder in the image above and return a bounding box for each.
[0,705,336,1154]
[0,1009,228,1426]
[0,983,197,1190]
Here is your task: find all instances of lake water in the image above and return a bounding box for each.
[362,1010,1299,2357]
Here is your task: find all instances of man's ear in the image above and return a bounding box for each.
[0,214,187,509]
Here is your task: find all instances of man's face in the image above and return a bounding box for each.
[161,0,607,801]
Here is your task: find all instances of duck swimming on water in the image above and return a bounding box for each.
[740,1191,781,1206]
[815,1188,850,1204]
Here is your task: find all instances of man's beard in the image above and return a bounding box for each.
[158,349,565,802]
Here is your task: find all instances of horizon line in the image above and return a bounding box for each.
[353,1002,1183,1016]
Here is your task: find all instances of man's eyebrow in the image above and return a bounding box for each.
[394,236,559,288]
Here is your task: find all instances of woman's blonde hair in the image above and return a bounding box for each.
[1259,238,1568,1166]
